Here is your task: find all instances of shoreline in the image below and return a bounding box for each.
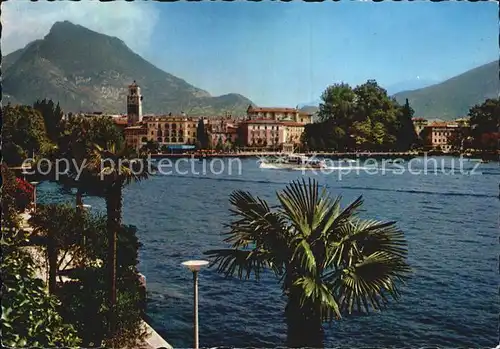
[149,151,498,161]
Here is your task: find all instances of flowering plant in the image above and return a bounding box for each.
[15,178,34,211]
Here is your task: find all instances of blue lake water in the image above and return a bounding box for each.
[37,157,499,348]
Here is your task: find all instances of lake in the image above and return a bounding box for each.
[37,156,499,348]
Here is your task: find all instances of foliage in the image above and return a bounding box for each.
[1,168,81,348]
[87,141,151,312]
[2,103,54,165]
[3,21,253,116]
[29,204,88,293]
[14,177,35,211]
[55,221,146,348]
[160,144,169,153]
[304,80,416,151]
[141,140,160,154]
[394,60,498,119]
[196,118,209,149]
[49,115,126,200]
[468,98,500,151]
[2,166,23,234]
[34,98,64,142]
[204,179,411,347]
[2,247,82,348]
[395,99,419,151]
[56,267,147,348]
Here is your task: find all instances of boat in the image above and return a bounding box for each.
[259,153,327,170]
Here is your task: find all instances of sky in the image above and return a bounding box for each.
[2,0,498,107]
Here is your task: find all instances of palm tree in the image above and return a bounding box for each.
[204,178,411,347]
[88,143,151,310]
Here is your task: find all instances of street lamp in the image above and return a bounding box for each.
[29,181,39,212]
[181,260,209,349]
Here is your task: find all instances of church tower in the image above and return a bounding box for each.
[127,81,143,125]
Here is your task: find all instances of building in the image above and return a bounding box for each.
[112,116,129,132]
[123,125,147,152]
[239,119,284,147]
[207,118,239,146]
[247,106,313,124]
[421,121,470,152]
[144,115,199,146]
[127,81,143,125]
[281,121,305,145]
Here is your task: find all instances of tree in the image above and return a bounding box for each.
[29,204,88,293]
[204,179,411,347]
[87,143,151,322]
[318,83,356,124]
[215,137,224,151]
[1,167,81,348]
[395,99,418,151]
[160,144,169,153]
[56,115,125,207]
[196,118,209,149]
[306,80,409,152]
[468,98,500,151]
[34,99,64,142]
[56,218,147,348]
[141,140,159,154]
[3,104,53,165]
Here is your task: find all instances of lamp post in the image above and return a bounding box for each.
[181,260,209,349]
[29,181,39,212]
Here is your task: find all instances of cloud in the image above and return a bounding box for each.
[1,1,159,55]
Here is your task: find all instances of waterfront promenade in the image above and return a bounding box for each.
[150,150,497,160]
[19,213,173,349]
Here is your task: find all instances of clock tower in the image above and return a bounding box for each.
[127,81,143,125]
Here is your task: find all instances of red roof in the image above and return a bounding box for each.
[241,119,283,125]
[425,122,459,128]
[113,117,129,125]
[280,121,305,127]
[248,106,297,113]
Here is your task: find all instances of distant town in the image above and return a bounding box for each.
[65,81,489,157]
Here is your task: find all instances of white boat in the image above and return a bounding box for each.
[259,154,327,170]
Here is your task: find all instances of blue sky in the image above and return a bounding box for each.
[4,1,498,106]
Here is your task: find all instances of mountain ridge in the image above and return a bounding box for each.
[394,60,499,119]
[3,21,254,116]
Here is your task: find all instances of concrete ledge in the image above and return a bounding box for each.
[141,320,173,349]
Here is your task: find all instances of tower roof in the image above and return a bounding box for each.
[129,80,138,87]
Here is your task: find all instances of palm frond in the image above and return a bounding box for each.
[327,251,411,315]
[293,276,341,320]
[203,248,283,280]
[325,218,408,270]
[224,190,288,251]
[291,238,317,274]
[277,178,319,236]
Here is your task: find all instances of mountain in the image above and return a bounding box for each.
[394,60,499,119]
[2,21,254,116]
[385,78,439,95]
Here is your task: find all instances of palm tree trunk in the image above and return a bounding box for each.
[285,292,324,348]
[76,187,83,207]
[47,231,58,294]
[76,187,86,267]
[106,182,122,331]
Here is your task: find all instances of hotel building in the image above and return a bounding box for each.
[247,106,313,124]
[421,121,470,152]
